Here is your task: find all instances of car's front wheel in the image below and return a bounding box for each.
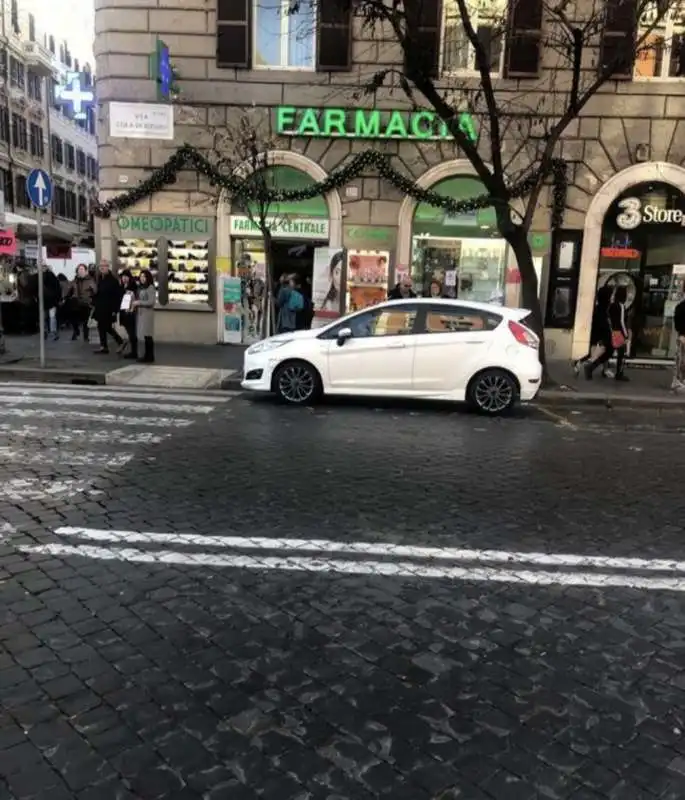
[467,368,518,416]
[273,360,322,405]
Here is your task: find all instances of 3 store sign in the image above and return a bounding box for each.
[616,196,685,229]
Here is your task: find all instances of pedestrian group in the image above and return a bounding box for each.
[575,283,685,391]
[42,259,155,362]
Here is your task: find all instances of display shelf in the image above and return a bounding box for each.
[116,239,159,289]
[167,240,210,305]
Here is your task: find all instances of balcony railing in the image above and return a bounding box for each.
[23,41,55,78]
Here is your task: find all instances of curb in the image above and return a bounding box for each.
[537,390,685,409]
[219,376,243,391]
[0,366,107,385]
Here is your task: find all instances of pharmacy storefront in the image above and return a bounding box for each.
[226,164,332,344]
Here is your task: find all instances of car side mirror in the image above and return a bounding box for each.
[336,327,353,346]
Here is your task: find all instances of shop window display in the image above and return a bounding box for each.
[411,237,506,304]
[116,239,159,289]
[167,240,210,305]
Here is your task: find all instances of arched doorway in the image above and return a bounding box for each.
[572,161,685,360]
[409,175,507,304]
[593,181,685,361]
[229,163,332,344]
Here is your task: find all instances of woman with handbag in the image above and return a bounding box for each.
[608,285,630,381]
[585,285,629,381]
[118,269,138,359]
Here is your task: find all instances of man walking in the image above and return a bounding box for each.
[93,259,123,354]
[672,294,685,392]
[388,276,416,299]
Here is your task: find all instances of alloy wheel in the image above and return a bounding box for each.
[278,364,315,403]
[474,373,514,414]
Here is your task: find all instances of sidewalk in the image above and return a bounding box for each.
[0,334,246,390]
[540,359,685,407]
[2,334,683,405]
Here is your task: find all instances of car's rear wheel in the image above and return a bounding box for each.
[467,368,518,416]
[273,360,322,405]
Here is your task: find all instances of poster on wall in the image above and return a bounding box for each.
[236,251,267,344]
[665,265,685,318]
[312,247,344,327]
[221,276,242,344]
[346,250,390,313]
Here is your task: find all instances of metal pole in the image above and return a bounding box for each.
[36,209,45,367]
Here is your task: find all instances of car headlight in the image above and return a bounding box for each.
[247,338,293,355]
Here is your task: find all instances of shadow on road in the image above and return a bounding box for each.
[244,392,536,420]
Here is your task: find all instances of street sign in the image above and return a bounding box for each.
[26,169,52,368]
[26,169,53,209]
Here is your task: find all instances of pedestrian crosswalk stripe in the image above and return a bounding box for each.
[0,408,193,426]
[0,384,237,404]
[0,396,216,414]
[2,479,96,501]
[0,448,133,467]
[0,424,165,444]
[0,382,233,504]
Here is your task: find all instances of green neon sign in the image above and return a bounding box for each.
[275,106,477,143]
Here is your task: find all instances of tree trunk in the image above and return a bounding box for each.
[261,228,275,340]
[502,227,549,377]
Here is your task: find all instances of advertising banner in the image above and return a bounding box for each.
[345,250,390,313]
[312,247,344,326]
[221,275,242,344]
[0,229,17,256]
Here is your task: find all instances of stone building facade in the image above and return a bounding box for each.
[95,0,685,362]
[1,0,98,248]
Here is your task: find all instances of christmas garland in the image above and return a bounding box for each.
[93,143,568,228]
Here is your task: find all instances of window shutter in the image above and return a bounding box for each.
[317,0,352,72]
[404,0,442,79]
[599,0,636,79]
[216,0,251,69]
[504,0,543,78]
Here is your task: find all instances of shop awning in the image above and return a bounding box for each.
[3,212,73,244]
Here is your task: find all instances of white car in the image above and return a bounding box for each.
[241,298,542,415]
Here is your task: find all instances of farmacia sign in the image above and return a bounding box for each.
[276,106,477,143]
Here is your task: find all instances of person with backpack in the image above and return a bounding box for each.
[276,273,303,333]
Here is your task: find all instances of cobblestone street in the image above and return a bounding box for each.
[2,384,685,799]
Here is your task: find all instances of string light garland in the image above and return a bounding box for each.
[93,144,568,228]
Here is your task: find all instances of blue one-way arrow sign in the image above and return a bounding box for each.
[26,169,53,209]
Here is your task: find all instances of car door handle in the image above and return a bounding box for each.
[387,341,407,349]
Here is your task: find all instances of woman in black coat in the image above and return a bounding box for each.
[118,269,138,358]
[92,261,124,354]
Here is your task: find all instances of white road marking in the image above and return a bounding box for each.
[0,409,192,427]
[0,449,133,467]
[0,396,216,414]
[51,528,685,575]
[0,425,166,445]
[17,542,685,592]
[0,384,237,403]
[2,479,95,501]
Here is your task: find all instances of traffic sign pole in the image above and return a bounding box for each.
[36,209,44,368]
[26,168,53,370]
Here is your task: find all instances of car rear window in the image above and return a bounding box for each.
[424,309,502,333]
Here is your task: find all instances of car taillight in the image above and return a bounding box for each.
[508,320,538,349]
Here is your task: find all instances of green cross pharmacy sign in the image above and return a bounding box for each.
[275,106,478,143]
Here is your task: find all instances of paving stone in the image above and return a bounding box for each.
[3,388,685,797]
